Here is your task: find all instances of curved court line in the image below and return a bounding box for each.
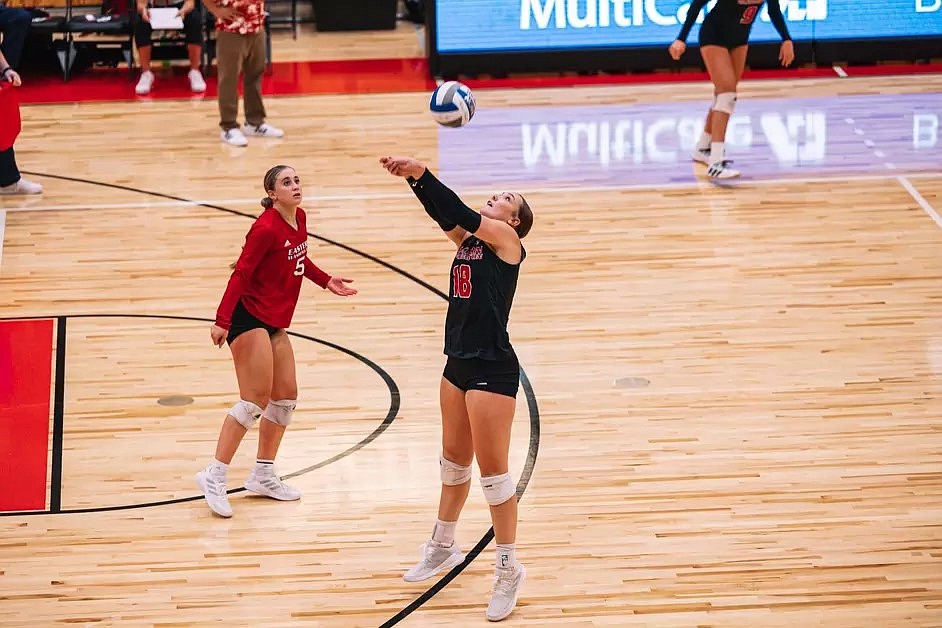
[4,172,542,626]
[0,313,400,516]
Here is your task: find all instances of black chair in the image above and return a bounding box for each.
[21,8,69,75]
[65,0,133,79]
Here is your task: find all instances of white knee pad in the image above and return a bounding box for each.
[263,399,296,426]
[230,400,263,429]
[712,92,737,115]
[481,472,516,506]
[440,455,472,486]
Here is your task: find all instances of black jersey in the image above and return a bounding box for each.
[677,0,791,46]
[445,236,524,361]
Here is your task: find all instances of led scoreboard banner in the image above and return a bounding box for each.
[426,0,942,76]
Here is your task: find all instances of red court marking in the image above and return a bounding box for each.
[0,319,54,512]
[12,58,942,105]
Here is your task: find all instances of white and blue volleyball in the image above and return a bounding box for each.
[429,81,476,128]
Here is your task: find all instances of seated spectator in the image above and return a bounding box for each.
[133,0,206,94]
[0,3,31,70]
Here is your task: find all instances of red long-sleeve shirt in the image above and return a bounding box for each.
[215,207,330,330]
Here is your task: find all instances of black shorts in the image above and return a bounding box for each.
[443,354,520,399]
[227,300,281,345]
[698,19,748,50]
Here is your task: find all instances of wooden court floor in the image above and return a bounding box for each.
[0,74,940,626]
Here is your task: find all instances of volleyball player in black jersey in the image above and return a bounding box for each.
[380,155,533,622]
[669,0,795,179]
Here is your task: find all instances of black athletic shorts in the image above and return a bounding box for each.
[442,353,520,399]
[227,300,281,345]
[698,19,748,50]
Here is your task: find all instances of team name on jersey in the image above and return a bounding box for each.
[287,241,308,261]
[455,245,485,261]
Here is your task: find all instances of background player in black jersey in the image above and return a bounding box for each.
[669,0,795,179]
[380,155,533,622]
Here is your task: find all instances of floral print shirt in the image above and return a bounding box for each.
[215,0,265,35]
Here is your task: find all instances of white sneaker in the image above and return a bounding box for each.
[692,147,711,164]
[243,122,285,138]
[188,69,206,93]
[486,562,526,622]
[220,128,248,146]
[707,160,741,179]
[0,178,43,195]
[135,70,154,95]
[403,540,465,582]
[244,466,301,501]
[195,465,233,518]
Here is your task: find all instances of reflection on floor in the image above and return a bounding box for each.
[437,93,942,187]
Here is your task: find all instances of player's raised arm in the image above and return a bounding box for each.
[380,157,527,261]
[381,155,468,246]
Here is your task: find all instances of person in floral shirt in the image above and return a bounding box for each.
[204,0,284,146]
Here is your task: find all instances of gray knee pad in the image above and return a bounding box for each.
[481,472,516,506]
[440,455,472,486]
[263,399,296,426]
[712,92,737,115]
[229,400,263,429]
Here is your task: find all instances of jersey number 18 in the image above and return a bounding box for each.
[452,264,472,298]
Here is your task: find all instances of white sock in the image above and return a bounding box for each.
[710,141,726,163]
[496,543,516,570]
[431,519,457,546]
[696,131,712,150]
[255,458,275,473]
[209,459,228,475]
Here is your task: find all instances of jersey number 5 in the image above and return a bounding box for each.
[740,5,758,24]
[452,264,472,298]
[294,259,304,276]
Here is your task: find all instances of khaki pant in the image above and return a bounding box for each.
[216,30,267,130]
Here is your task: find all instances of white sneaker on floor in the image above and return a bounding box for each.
[243,122,285,138]
[135,70,154,95]
[486,561,526,622]
[0,178,43,195]
[195,465,233,518]
[244,466,301,501]
[706,160,741,179]
[221,128,248,146]
[403,540,464,582]
[188,69,206,92]
[692,147,711,164]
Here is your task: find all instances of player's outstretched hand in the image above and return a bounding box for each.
[779,40,795,67]
[668,40,686,61]
[380,156,426,179]
[327,276,357,296]
[210,324,227,348]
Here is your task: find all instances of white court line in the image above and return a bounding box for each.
[2,171,940,214]
[897,176,942,229]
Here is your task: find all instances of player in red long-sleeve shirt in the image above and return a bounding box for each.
[195,164,357,518]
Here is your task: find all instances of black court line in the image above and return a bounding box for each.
[20,171,448,300]
[0,314,400,516]
[49,316,67,513]
[379,368,540,627]
[9,172,542,626]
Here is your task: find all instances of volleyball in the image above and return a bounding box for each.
[429,81,476,128]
